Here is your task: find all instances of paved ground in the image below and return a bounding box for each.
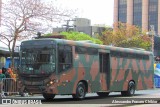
[1,88,160,106]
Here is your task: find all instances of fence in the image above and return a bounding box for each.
[0,78,19,95]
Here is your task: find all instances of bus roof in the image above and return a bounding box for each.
[21,38,153,55]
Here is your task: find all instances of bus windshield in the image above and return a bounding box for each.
[20,47,55,74]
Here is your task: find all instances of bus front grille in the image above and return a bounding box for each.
[25,85,42,94]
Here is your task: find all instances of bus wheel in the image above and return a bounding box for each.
[42,93,55,100]
[121,81,135,96]
[97,92,109,97]
[72,82,86,100]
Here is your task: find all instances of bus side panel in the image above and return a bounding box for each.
[136,55,154,90]
[110,56,130,91]
[54,46,101,94]
[71,52,101,93]
[109,54,154,91]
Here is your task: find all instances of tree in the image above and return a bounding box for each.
[99,23,151,50]
[42,31,103,44]
[0,0,75,70]
[60,31,103,44]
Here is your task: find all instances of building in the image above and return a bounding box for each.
[114,0,160,35]
[53,18,105,37]
[73,18,91,27]
[114,0,160,56]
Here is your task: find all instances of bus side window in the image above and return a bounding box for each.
[58,45,72,73]
[59,51,65,63]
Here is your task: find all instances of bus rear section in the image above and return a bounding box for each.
[109,49,154,96]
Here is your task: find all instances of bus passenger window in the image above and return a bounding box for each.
[59,52,65,63]
[58,45,72,73]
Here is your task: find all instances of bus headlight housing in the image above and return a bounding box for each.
[49,81,54,85]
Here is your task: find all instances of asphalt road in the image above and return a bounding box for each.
[1,89,160,106]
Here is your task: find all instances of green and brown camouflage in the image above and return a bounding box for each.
[18,38,154,95]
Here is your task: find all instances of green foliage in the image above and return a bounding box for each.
[43,33,53,36]
[42,33,65,38]
[117,36,151,50]
[99,23,151,51]
[60,31,103,44]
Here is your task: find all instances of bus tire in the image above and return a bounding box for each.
[121,81,135,96]
[97,92,109,97]
[42,93,55,100]
[72,82,86,100]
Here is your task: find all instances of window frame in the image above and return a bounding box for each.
[75,46,98,55]
[58,44,73,73]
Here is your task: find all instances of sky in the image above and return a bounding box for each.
[0,0,114,47]
[55,0,114,26]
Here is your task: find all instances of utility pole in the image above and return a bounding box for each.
[146,25,155,54]
[62,19,75,32]
[150,25,155,54]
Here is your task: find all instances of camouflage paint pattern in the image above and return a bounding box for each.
[18,39,154,94]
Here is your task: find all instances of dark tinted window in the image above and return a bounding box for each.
[58,45,72,72]
[75,46,98,55]
[75,47,87,54]
[133,0,142,27]
[148,0,158,33]
[87,48,98,55]
[111,50,149,60]
[118,0,127,23]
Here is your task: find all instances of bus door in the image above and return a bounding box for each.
[99,52,110,91]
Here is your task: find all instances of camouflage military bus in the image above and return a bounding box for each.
[18,38,154,100]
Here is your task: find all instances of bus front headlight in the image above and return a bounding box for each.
[49,81,54,85]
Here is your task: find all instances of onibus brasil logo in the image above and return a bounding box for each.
[1,99,42,104]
